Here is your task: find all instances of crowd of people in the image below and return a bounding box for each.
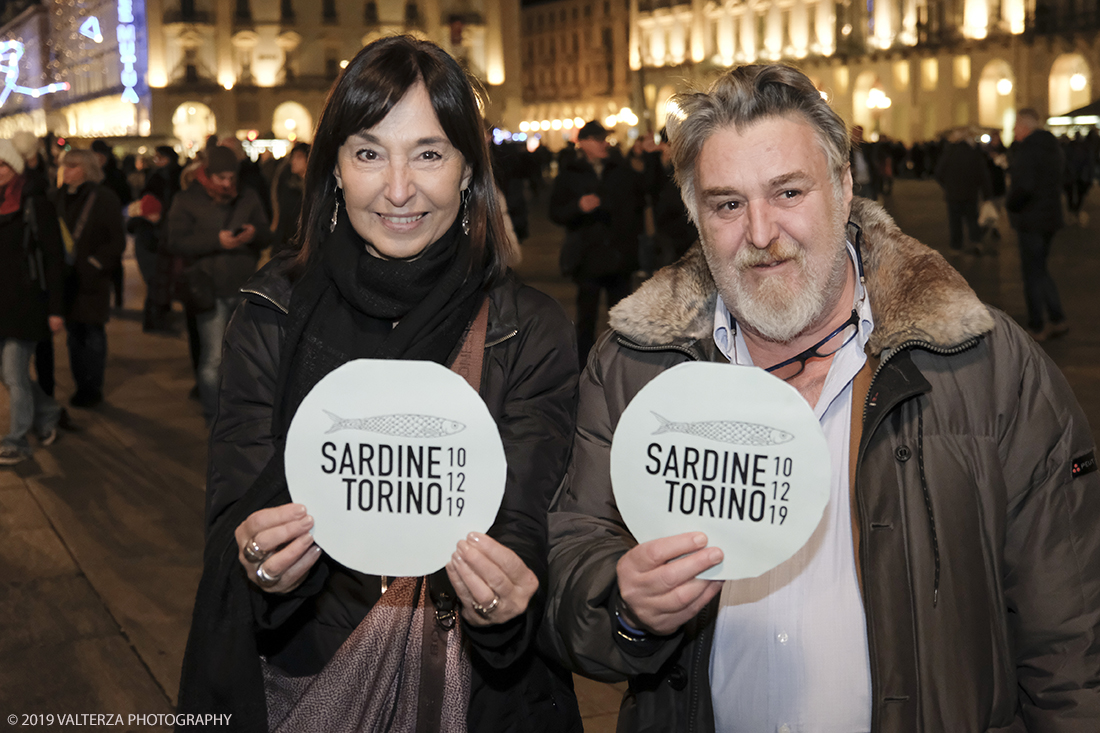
[0,130,315,464]
[0,36,1097,733]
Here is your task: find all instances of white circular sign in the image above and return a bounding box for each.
[610,362,830,580]
[285,359,507,577]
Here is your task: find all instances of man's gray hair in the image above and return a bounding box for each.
[667,64,851,224]
[61,148,105,184]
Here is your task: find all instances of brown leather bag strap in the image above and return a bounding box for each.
[416,295,491,733]
[448,296,490,393]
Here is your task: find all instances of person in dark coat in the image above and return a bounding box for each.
[56,149,125,408]
[11,132,62,401]
[176,36,582,733]
[934,128,993,253]
[268,142,309,255]
[91,140,132,309]
[131,145,183,333]
[0,139,65,465]
[166,144,270,424]
[550,120,645,366]
[1007,109,1068,341]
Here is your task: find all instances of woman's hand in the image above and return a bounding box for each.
[445,532,538,627]
[234,503,323,594]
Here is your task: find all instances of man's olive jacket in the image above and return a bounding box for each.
[545,198,1100,732]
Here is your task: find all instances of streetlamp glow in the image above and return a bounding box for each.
[996,78,1013,96]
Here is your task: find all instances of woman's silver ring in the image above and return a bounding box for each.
[472,594,499,618]
[243,539,268,564]
[255,562,281,588]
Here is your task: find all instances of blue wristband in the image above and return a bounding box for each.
[615,608,648,639]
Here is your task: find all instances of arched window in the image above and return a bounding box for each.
[172,102,217,152]
[273,101,313,143]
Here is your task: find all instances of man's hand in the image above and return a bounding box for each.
[218,229,241,249]
[219,224,255,249]
[578,193,601,213]
[616,532,724,636]
[48,315,63,333]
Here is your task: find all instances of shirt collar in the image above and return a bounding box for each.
[712,239,874,366]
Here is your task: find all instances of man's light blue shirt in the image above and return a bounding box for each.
[709,242,875,733]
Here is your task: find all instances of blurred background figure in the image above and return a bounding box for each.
[935,128,992,254]
[1008,109,1068,342]
[269,141,309,255]
[0,139,65,465]
[57,149,126,409]
[219,136,271,220]
[129,146,183,333]
[550,120,645,366]
[1063,133,1093,226]
[850,125,880,201]
[11,132,63,413]
[167,144,269,424]
[651,128,697,272]
[91,140,132,310]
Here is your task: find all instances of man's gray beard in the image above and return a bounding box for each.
[704,220,850,344]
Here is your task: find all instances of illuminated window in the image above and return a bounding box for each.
[921,57,938,91]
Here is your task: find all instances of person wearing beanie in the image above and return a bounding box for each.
[166,144,270,424]
[0,138,66,465]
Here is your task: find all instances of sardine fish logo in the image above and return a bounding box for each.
[652,413,794,446]
[323,410,466,438]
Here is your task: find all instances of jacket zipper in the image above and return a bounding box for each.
[485,329,518,348]
[239,287,289,315]
[615,335,704,362]
[686,602,712,733]
[857,335,981,731]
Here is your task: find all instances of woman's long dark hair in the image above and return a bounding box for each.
[291,36,513,283]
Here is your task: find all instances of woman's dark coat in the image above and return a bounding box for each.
[180,258,583,732]
[56,182,125,325]
[0,188,65,342]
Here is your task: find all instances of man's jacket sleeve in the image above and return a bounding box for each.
[1000,339,1100,729]
[544,337,685,682]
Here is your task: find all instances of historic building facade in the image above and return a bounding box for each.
[0,0,522,149]
[519,0,637,147]
[628,0,1099,142]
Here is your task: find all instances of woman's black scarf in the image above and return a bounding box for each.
[177,211,487,731]
[275,209,485,435]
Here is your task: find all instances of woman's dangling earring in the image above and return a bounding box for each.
[330,188,341,233]
[460,188,470,236]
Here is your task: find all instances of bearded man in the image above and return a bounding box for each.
[544,65,1100,732]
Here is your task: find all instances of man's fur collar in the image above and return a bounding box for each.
[609,198,995,356]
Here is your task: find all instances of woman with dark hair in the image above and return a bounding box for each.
[178,36,582,733]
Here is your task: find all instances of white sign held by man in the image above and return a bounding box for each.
[610,362,830,580]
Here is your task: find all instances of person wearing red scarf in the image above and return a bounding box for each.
[0,138,65,465]
[166,144,271,425]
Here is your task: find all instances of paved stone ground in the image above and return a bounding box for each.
[0,178,1095,732]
